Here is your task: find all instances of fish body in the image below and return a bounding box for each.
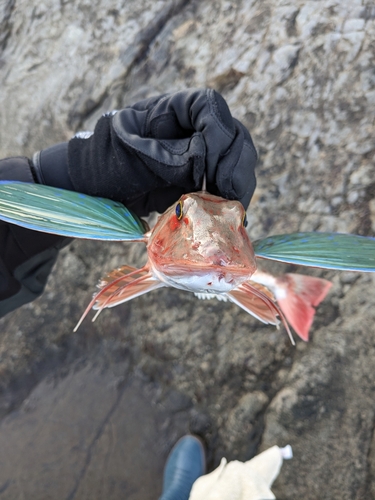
[76,191,332,343]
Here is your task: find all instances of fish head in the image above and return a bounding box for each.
[147,192,257,293]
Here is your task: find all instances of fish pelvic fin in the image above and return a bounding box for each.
[271,273,332,341]
[228,282,295,345]
[73,264,164,331]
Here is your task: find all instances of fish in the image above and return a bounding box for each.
[0,181,375,343]
[74,191,332,344]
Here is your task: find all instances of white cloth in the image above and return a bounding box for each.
[189,445,292,500]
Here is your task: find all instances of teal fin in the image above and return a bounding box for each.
[0,181,146,240]
[253,232,375,271]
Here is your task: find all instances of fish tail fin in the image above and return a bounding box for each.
[274,274,332,341]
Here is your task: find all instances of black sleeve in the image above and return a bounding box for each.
[0,156,70,317]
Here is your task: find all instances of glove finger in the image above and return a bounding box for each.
[127,93,169,112]
[113,110,206,184]
[147,89,236,185]
[214,119,257,209]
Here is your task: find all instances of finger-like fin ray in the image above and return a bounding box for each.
[228,282,295,345]
[74,265,164,331]
[74,266,148,331]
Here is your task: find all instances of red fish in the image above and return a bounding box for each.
[74,192,332,343]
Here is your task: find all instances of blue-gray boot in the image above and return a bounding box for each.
[159,435,206,500]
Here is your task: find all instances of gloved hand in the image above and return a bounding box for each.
[34,88,257,216]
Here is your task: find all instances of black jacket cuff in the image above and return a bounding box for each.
[33,142,74,190]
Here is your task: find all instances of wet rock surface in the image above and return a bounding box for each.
[0,0,375,498]
[0,361,192,499]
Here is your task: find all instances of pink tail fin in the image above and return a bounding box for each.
[274,274,332,341]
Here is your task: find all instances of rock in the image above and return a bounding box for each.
[222,392,269,456]
[369,199,375,232]
[349,164,374,187]
[0,364,192,499]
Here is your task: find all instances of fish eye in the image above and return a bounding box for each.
[175,201,183,220]
[242,212,248,228]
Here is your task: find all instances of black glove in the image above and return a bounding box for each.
[34,89,257,216]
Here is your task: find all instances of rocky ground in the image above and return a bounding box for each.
[0,0,375,498]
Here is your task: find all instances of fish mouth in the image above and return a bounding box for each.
[151,263,254,293]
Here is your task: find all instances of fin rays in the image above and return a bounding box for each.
[228,282,295,345]
[254,232,375,271]
[74,265,163,331]
[0,181,147,240]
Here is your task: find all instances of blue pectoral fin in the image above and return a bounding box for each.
[0,181,146,241]
[253,232,375,271]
